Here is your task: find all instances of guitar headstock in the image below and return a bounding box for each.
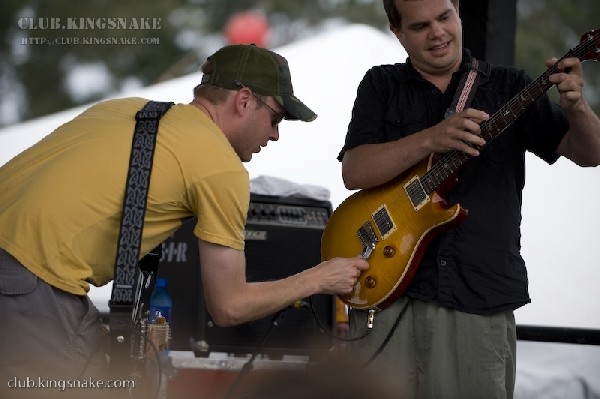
[578,28,600,62]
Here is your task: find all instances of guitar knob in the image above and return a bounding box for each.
[365,275,377,289]
[383,246,396,258]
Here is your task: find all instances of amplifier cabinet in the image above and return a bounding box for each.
[157,194,335,356]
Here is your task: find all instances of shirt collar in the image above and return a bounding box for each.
[402,48,477,83]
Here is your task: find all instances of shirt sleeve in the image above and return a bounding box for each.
[515,71,569,164]
[338,66,393,161]
[189,170,249,251]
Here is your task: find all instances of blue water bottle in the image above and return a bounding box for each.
[149,277,172,324]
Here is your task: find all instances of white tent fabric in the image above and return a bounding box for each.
[516,341,600,399]
[1,24,599,397]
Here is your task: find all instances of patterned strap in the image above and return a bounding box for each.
[110,100,173,308]
[107,101,173,376]
[445,58,490,118]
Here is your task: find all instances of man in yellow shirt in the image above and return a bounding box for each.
[0,44,368,398]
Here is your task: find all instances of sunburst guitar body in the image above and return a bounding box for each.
[321,28,600,311]
[321,156,466,310]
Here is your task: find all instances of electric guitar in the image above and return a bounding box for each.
[321,29,600,310]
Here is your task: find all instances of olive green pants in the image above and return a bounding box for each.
[349,298,516,399]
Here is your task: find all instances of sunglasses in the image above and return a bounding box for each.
[234,80,285,127]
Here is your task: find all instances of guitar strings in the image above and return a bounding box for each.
[421,31,599,195]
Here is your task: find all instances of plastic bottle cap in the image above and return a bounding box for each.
[155,278,167,287]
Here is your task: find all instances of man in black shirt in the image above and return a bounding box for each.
[338,0,600,397]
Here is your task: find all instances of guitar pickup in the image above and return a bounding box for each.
[404,176,429,210]
[373,205,396,239]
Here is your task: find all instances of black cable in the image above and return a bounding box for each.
[222,307,289,399]
[135,330,164,399]
[363,298,410,367]
[307,295,411,366]
[308,296,372,343]
[118,329,165,399]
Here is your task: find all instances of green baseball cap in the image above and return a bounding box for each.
[201,44,317,122]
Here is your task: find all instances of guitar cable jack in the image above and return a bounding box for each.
[367,309,375,329]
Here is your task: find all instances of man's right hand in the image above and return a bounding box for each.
[425,108,489,156]
[315,257,369,295]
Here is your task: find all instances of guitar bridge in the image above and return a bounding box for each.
[360,242,375,259]
[357,222,378,259]
[404,176,429,210]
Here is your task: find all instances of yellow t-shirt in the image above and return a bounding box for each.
[0,97,249,295]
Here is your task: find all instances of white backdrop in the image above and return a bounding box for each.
[1,24,599,330]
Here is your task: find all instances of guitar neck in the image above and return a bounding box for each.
[419,34,596,196]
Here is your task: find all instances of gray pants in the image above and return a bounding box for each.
[0,249,108,399]
[349,297,516,399]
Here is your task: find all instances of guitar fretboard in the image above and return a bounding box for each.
[419,30,599,195]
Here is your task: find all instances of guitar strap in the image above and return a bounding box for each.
[108,100,174,379]
[444,57,491,118]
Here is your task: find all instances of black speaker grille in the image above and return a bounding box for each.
[156,194,335,356]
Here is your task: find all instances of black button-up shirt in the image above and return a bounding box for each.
[339,50,568,315]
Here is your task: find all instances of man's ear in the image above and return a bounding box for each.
[234,87,252,113]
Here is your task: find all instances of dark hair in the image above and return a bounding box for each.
[383,0,459,30]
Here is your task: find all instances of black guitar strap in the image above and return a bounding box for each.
[108,100,173,379]
[445,57,491,118]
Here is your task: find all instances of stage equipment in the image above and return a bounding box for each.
[157,193,335,356]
